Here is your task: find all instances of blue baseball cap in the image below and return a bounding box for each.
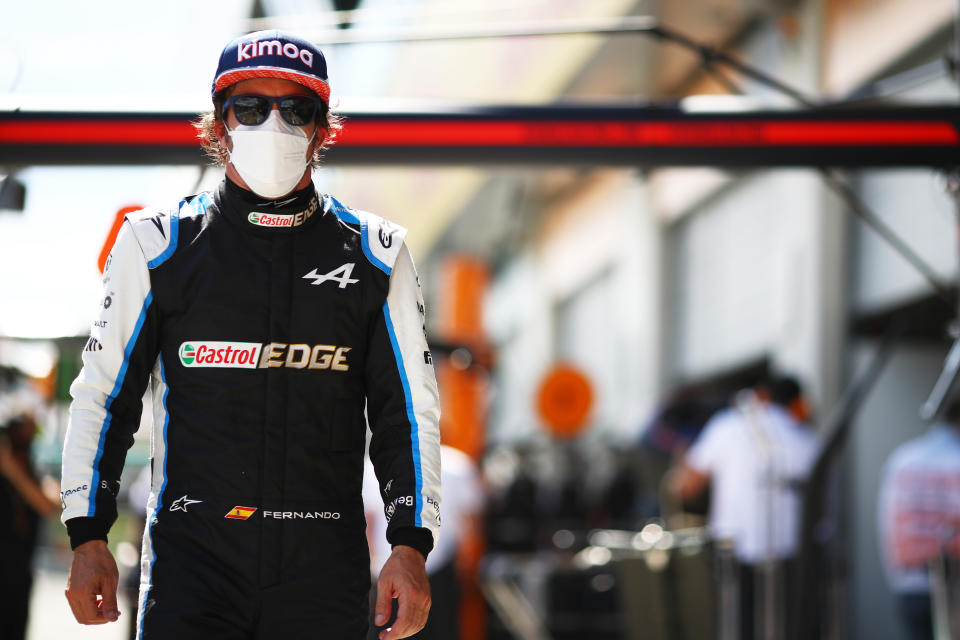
[212,30,330,103]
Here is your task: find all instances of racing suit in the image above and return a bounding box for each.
[60,179,442,639]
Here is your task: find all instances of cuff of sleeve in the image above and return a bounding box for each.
[388,527,434,560]
[66,517,109,550]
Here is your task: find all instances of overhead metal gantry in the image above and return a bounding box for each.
[1,103,958,168]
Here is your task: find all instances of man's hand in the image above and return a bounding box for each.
[670,463,710,502]
[65,540,121,625]
[374,545,431,640]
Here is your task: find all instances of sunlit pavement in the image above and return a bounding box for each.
[28,566,133,640]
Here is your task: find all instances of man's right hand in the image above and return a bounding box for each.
[65,540,121,624]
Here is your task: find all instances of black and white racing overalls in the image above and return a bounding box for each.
[60,179,441,638]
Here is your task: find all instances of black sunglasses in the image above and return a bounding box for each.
[222,94,323,127]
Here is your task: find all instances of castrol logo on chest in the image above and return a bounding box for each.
[178,341,352,371]
[247,197,319,228]
[178,341,262,369]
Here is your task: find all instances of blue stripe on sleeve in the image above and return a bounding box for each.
[137,357,169,640]
[146,215,179,269]
[87,291,153,517]
[155,356,171,513]
[328,196,360,225]
[381,301,423,527]
[146,192,210,269]
[327,197,392,275]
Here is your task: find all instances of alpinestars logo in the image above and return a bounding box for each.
[85,337,103,352]
[169,495,201,512]
[302,263,359,288]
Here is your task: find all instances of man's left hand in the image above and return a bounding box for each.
[374,545,430,640]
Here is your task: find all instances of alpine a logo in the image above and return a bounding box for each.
[179,342,262,368]
[302,263,359,288]
[248,197,319,228]
[238,39,314,67]
[179,341,351,371]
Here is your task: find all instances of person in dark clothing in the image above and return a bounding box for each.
[0,414,58,640]
[60,30,441,640]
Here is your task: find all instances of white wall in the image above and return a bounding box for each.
[484,171,662,444]
[851,168,957,313]
[667,170,846,407]
[485,255,552,444]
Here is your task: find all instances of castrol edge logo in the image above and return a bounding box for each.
[179,341,350,371]
[247,197,319,228]
[248,212,295,228]
[179,342,262,368]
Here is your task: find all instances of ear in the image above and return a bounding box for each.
[312,128,327,153]
[214,119,228,147]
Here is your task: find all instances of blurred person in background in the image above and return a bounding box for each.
[670,375,819,640]
[59,29,441,639]
[877,400,960,640]
[365,444,484,640]
[0,413,59,640]
[637,393,725,523]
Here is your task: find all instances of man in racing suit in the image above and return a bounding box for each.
[60,30,441,640]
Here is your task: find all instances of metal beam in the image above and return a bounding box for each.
[1,104,958,167]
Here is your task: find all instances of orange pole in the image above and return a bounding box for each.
[434,256,489,640]
[435,257,489,461]
[98,205,143,273]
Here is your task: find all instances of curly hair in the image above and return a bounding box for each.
[194,90,342,167]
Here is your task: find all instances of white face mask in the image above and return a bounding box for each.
[226,110,315,199]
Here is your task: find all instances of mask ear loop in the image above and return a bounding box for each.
[219,99,236,162]
[223,119,236,163]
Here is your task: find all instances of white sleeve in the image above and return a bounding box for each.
[686,414,726,474]
[60,221,158,544]
[366,243,442,552]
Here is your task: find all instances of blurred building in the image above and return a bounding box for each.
[406,1,958,639]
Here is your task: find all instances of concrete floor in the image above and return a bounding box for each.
[27,566,133,640]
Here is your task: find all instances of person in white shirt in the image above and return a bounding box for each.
[365,444,484,640]
[877,407,960,640]
[672,375,819,640]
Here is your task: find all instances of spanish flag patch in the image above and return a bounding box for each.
[225,506,257,520]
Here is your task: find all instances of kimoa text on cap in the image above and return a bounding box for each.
[238,40,314,68]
